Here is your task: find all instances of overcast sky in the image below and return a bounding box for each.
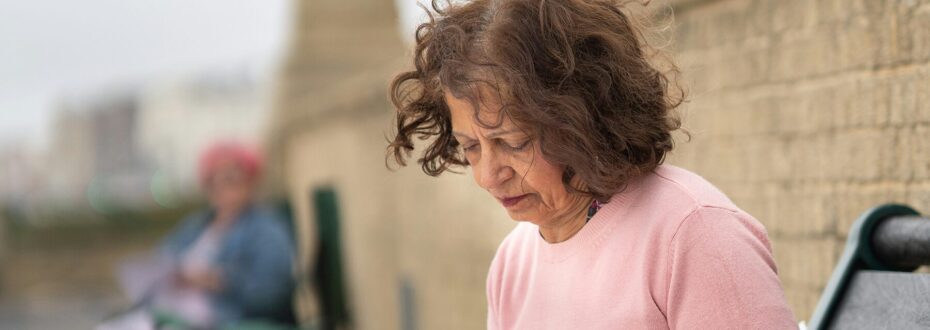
[0,0,292,150]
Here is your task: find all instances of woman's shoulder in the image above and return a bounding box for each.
[225,205,294,249]
[488,222,537,269]
[603,165,765,247]
[638,165,772,253]
[635,164,742,213]
[494,222,534,251]
[242,205,291,232]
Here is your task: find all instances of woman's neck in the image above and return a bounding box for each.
[538,198,592,243]
[212,207,244,229]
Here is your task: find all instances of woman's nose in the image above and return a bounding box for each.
[474,150,513,190]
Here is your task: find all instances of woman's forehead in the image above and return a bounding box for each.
[449,102,526,142]
[445,90,507,119]
[448,92,502,117]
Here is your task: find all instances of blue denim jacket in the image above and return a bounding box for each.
[161,204,296,326]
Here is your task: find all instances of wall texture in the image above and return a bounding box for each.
[270,0,930,328]
[667,0,930,319]
[265,0,406,327]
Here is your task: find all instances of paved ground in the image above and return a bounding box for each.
[0,219,176,329]
[0,293,125,330]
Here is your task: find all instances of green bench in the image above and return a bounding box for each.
[808,204,930,330]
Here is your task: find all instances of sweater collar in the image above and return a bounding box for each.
[534,176,644,263]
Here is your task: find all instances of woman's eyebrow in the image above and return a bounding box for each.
[453,128,523,140]
[485,129,523,139]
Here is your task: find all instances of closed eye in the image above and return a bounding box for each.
[503,139,530,151]
[462,142,480,152]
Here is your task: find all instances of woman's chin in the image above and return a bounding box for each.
[504,209,537,223]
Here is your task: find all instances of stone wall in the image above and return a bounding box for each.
[667,0,930,319]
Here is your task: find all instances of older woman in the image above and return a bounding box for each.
[387,0,796,329]
[155,142,296,327]
[101,142,296,330]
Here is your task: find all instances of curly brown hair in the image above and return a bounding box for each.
[387,0,684,202]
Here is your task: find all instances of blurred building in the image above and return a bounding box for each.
[7,67,274,222]
[45,105,96,210]
[43,91,151,217]
[0,146,47,224]
[137,68,274,201]
[270,0,930,328]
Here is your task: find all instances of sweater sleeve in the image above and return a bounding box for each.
[666,206,796,330]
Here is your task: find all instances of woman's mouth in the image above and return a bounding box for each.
[498,194,529,208]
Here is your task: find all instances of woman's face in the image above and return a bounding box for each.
[206,160,254,214]
[446,91,587,225]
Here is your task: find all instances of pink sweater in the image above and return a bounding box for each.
[486,165,796,329]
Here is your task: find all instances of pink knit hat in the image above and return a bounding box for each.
[198,141,263,188]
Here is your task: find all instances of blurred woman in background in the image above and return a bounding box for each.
[101,142,295,329]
